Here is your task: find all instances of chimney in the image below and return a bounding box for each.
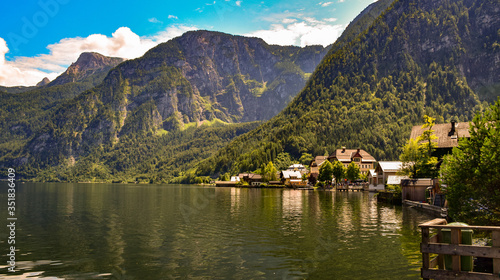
[357,148,360,153]
[449,121,456,136]
[342,147,346,153]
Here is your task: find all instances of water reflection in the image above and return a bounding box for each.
[282,190,303,233]
[0,183,434,279]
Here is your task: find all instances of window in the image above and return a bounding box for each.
[353,158,360,162]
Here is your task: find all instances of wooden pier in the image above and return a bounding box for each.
[404,200,447,217]
[419,218,500,279]
[336,186,364,192]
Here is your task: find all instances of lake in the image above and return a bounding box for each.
[0,183,435,279]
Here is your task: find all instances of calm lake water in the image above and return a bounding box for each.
[0,183,436,279]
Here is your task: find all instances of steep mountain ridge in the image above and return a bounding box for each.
[196,0,500,177]
[49,52,125,86]
[18,31,328,167]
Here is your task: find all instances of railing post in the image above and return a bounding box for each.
[451,228,461,272]
[422,227,430,280]
[493,230,500,275]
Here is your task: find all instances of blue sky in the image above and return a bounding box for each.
[0,0,378,86]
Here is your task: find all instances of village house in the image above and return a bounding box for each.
[287,164,308,175]
[328,147,377,176]
[308,156,328,184]
[373,161,403,189]
[368,169,378,186]
[238,173,263,186]
[309,156,327,174]
[401,178,435,203]
[410,121,470,158]
[230,176,240,182]
[280,170,304,187]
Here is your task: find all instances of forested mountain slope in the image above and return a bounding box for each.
[196,0,500,177]
[1,31,332,181]
[0,52,125,160]
[12,31,327,167]
[2,0,403,182]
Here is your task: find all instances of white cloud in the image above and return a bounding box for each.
[0,25,197,86]
[304,17,321,24]
[260,11,304,23]
[0,38,8,65]
[319,1,333,7]
[282,18,297,24]
[0,38,60,86]
[235,0,242,6]
[245,17,345,47]
[168,15,178,19]
[324,18,338,22]
[148,17,163,24]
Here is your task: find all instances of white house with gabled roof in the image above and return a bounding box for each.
[373,161,403,189]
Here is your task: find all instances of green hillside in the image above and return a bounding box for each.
[28,121,260,183]
[1,32,329,181]
[196,0,500,177]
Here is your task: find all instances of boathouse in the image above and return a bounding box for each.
[373,161,403,189]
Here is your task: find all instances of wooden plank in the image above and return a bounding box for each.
[420,218,448,227]
[419,224,500,231]
[421,243,500,258]
[493,231,500,275]
[438,253,445,270]
[430,234,439,243]
[430,256,439,268]
[422,269,500,280]
[437,228,445,269]
[451,228,461,272]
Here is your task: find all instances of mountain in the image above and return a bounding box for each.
[48,52,124,86]
[10,31,328,171]
[0,52,127,161]
[328,0,394,54]
[1,0,394,182]
[36,77,51,87]
[196,0,500,177]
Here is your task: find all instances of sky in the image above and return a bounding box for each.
[0,0,378,86]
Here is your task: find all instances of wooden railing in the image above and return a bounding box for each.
[419,218,500,279]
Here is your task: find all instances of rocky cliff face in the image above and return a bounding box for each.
[22,31,328,165]
[49,52,125,86]
[117,31,327,124]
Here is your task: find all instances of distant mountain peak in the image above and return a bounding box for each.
[72,52,124,71]
[49,52,125,86]
[36,77,50,87]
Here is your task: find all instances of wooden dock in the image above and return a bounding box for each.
[419,218,500,279]
[336,186,364,192]
[404,200,448,217]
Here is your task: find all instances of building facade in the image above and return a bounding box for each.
[327,148,377,175]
